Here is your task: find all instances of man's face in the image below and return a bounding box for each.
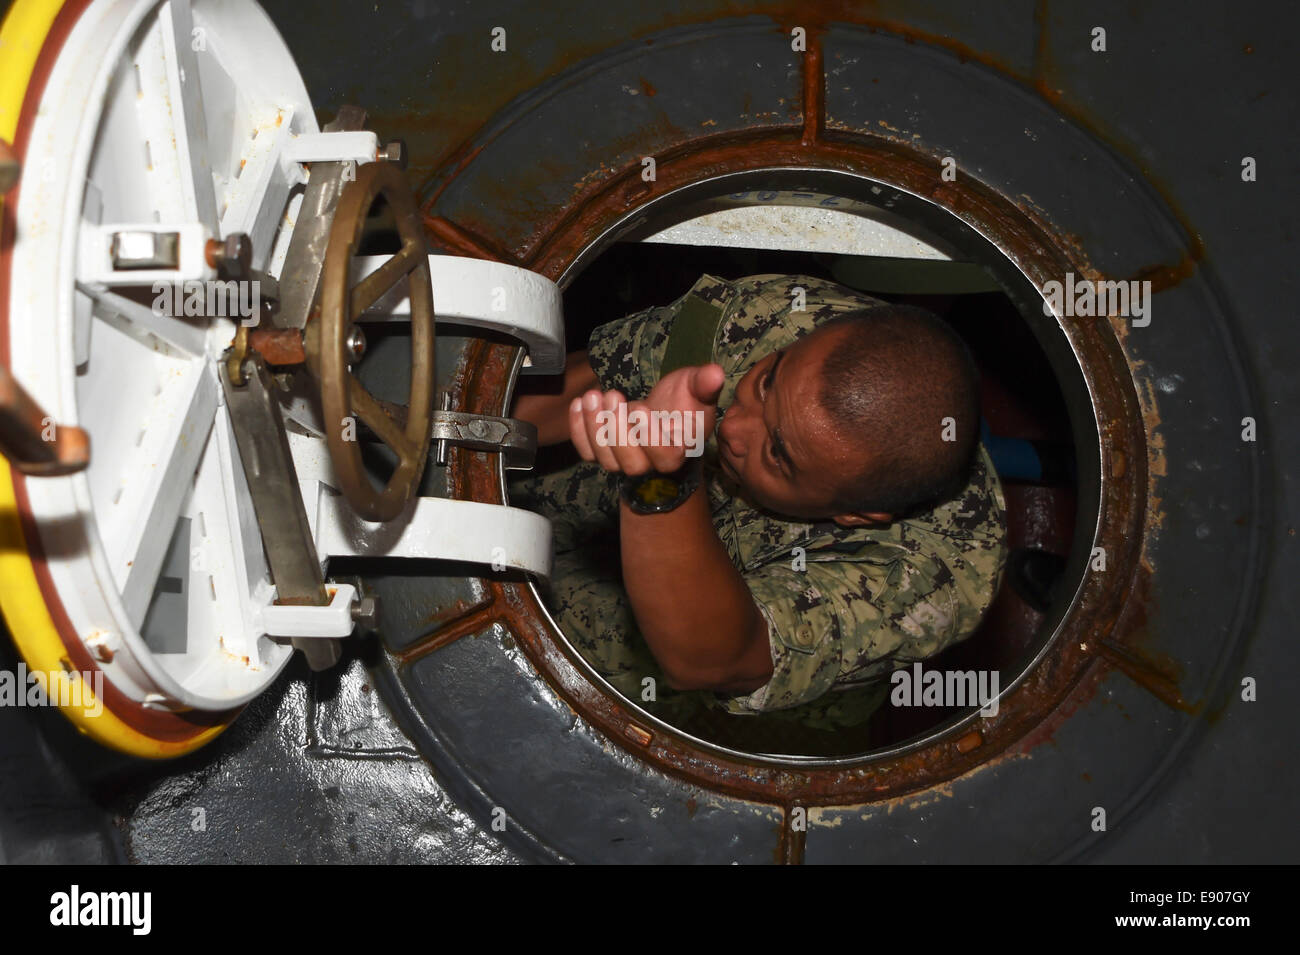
[714,325,888,524]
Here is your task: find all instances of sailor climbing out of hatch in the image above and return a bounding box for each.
[509,273,1009,729]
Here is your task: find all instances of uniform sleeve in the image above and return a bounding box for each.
[585,303,678,401]
[722,550,962,714]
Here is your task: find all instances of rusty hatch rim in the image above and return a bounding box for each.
[416,129,1149,806]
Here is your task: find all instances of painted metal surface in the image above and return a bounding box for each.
[3,0,1294,863]
[640,194,959,259]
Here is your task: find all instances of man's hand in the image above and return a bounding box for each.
[509,350,600,447]
[569,363,725,474]
[565,362,773,695]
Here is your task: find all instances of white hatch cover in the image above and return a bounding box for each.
[1,0,562,752]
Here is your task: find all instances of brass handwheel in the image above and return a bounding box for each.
[314,161,435,522]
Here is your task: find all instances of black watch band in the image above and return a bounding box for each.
[620,459,704,514]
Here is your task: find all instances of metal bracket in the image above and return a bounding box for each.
[431,409,536,470]
[281,131,380,167]
[261,582,357,638]
[0,365,90,476]
[220,354,343,670]
[79,222,214,286]
[314,493,553,581]
[353,254,566,374]
[274,106,370,330]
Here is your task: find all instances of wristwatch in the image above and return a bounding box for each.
[620,459,704,514]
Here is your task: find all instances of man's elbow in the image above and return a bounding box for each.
[659,625,773,694]
[662,667,770,695]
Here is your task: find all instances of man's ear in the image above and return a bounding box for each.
[832,510,893,528]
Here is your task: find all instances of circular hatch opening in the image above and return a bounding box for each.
[513,168,1102,761]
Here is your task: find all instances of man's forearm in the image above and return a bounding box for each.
[618,487,772,693]
[511,349,598,446]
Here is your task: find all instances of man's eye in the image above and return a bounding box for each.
[761,367,775,397]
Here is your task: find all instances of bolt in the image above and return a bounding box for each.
[351,594,379,631]
[378,139,407,170]
[435,392,452,466]
[205,232,252,279]
[345,324,367,363]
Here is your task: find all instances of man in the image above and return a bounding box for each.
[510,273,1008,730]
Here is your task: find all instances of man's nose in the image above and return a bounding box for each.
[718,411,748,457]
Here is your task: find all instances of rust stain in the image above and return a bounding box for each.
[1028,0,1206,292]
[1110,449,1127,480]
[800,25,824,145]
[1031,0,1063,105]
[397,593,498,665]
[419,141,488,210]
[421,213,514,263]
[311,2,1208,301]
[412,3,1208,294]
[1096,640,1198,714]
[1130,250,1202,295]
[248,328,305,366]
[422,593,494,631]
[623,722,653,747]
[775,808,806,865]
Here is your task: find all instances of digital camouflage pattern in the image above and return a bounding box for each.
[508,273,1008,729]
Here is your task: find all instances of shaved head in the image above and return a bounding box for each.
[816,306,980,516]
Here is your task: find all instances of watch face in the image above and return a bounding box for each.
[630,475,683,510]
